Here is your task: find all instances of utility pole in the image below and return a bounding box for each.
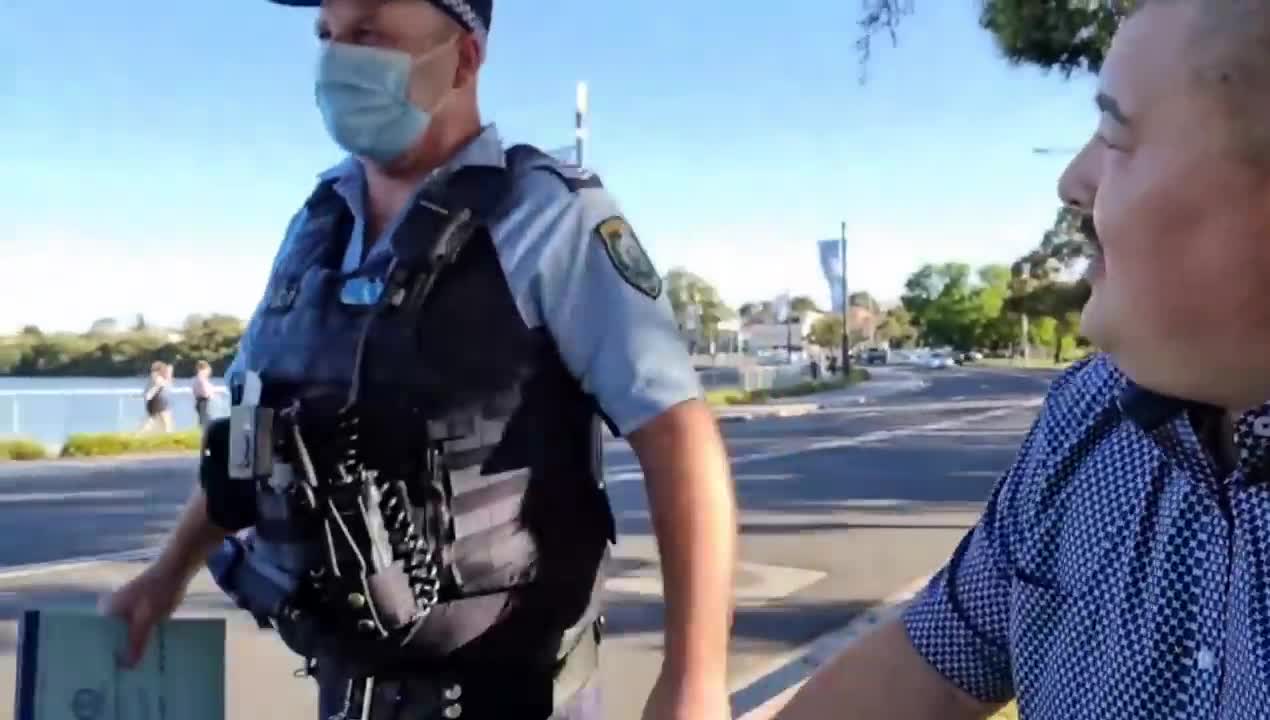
[840,221,851,376]
[575,81,589,167]
[1020,312,1030,365]
[1024,145,1073,367]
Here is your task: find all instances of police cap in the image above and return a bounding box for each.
[269,0,492,35]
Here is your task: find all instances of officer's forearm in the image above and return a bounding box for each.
[629,399,738,679]
[154,486,231,584]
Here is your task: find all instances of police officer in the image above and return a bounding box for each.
[99,1,737,718]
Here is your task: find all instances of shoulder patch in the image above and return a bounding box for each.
[595,216,662,299]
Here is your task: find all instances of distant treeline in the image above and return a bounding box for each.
[1,315,243,378]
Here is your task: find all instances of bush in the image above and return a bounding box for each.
[0,438,49,461]
[60,430,203,458]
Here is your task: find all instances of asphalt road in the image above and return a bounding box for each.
[0,364,1059,719]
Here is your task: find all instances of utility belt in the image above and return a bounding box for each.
[203,404,604,667]
[313,614,603,720]
[204,395,448,657]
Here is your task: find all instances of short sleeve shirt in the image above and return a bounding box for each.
[229,125,702,436]
[903,353,1270,719]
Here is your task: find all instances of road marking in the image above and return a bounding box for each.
[0,401,1040,584]
[607,560,826,607]
[609,401,1041,476]
[0,489,148,504]
[0,548,158,581]
[730,573,933,719]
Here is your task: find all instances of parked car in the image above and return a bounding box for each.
[924,351,957,369]
[863,347,889,365]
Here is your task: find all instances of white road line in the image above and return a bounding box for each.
[0,548,158,581]
[609,400,1041,476]
[731,573,934,719]
[0,400,1041,583]
[0,489,148,504]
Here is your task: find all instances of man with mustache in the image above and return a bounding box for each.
[776,0,1270,718]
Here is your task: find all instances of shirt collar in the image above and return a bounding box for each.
[316,123,506,186]
[1117,383,1201,433]
[1119,379,1270,478]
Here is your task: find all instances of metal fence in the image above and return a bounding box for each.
[696,363,812,393]
[2,362,817,447]
[0,387,230,447]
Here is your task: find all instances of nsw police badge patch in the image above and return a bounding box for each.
[596,216,662,299]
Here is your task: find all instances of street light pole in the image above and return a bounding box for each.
[840,221,851,377]
[1019,145,1076,365]
[575,81,589,167]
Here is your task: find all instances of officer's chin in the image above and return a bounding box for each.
[360,134,437,178]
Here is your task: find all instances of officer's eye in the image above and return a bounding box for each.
[352,26,388,45]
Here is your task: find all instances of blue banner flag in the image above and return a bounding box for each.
[819,238,845,313]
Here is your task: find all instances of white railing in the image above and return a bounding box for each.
[0,387,230,443]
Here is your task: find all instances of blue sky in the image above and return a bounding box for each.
[2,0,1099,334]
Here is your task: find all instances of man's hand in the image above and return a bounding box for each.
[627,399,737,716]
[99,486,229,666]
[641,668,731,720]
[98,562,191,667]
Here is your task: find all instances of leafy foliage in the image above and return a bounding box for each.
[2,314,244,377]
[856,0,1136,78]
[665,268,737,352]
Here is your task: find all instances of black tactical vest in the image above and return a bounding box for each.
[213,147,616,673]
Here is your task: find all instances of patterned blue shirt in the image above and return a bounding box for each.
[904,353,1270,718]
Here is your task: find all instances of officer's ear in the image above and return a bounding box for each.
[454,31,484,88]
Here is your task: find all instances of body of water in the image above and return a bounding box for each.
[0,376,231,449]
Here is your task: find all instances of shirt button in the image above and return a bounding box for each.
[1253,416,1270,437]
[1197,648,1217,671]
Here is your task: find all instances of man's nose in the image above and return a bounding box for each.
[1058,143,1097,211]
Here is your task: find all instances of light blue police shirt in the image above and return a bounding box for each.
[231,124,701,436]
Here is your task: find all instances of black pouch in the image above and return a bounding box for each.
[199,417,259,532]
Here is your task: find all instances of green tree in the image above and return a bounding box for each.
[2,315,247,377]
[901,262,982,349]
[876,306,918,348]
[808,314,844,350]
[856,0,1132,77]
[1007,207,1095,362]
[665,268,736,352]
[0,343,22,374]
[790,296,820,315]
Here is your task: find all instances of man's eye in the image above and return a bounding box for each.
[1095,133,1123,152]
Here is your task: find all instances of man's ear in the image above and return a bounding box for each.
[454,32,484,88]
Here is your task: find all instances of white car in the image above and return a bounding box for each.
[924,352,957,369]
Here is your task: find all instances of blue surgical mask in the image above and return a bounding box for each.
[314,41,454,165]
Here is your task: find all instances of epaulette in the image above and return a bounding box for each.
[505,143,604,192]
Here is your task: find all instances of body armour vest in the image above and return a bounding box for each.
[219,147,616,673]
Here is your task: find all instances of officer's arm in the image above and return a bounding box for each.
[773,410,1046,719]
[520,177,737,683]
[150,210,305,584]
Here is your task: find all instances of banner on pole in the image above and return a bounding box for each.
[818,238,846,313]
